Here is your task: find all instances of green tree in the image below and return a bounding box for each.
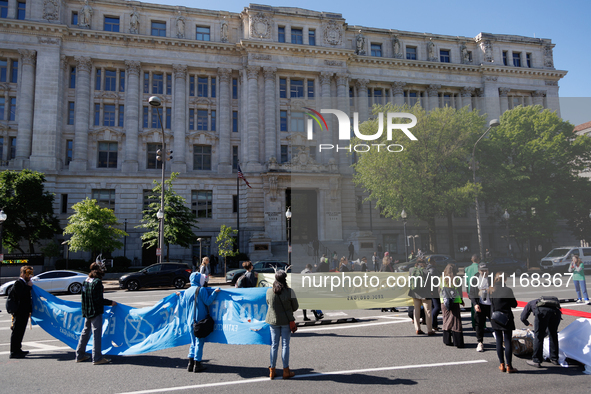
[479,105,591,260]
[216,225,238,277]
[137,172,198,260]
[352,103,487,254]
[0,169,61,253]
[63,198,128,259]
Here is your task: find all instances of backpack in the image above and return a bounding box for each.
[5,284,18,314]
[235,273,247,288]
[409,266,427,291]
[536,296,560,309]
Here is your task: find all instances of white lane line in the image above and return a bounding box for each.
[0,326,40,331]
[0,346,71,355]
[117,359,487,394]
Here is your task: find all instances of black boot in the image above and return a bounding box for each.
[302,310,310,321]
[452,331,465,348]
[194,361,206,372]
[443,330,453,346]
[187,358,195,372]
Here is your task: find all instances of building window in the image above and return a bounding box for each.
[71,11,78,26]
[211,110,216,131]
[197,110,208,130]
[290,79,304,98]
[92,189,116,210]
[147,143,163,169]
[406,46,417,60]
[119,70,125,92]
[0,97,4,120]
[526,53,532,68]
[442,94,452,107]
[383,234,398,255]
[193,145,212,170]
[189,108,195,130]
[70,67,76,88]
[189,76,195,96]
[232,111,238,132]
[513,52,521,67]
[503,51,508,66]
[232,78,238,99]
[280,110,287,132]
[9,136,16,159]
[97,142,118,168]
[10,60,17,83]
[280,145,289,163]
[151,107,162,129]
[9,97,15,121]
[191,190,213,218]
[103,104,115,126]
[278,27,285,43]
[371,43,382,57]
[232,146,239,170]
[66,140,73,165]
[309,29,316,46]
[95,69,101,90]
[61,194,68,214]
[291,28,303,44]
[308,146,316,161]
[105,70,116,91]
[68,102,75,125]
[373,89,383,105]
[290,112,305,132]
[17,1,25,20]
[94,104,100,125]
[196,26,210,41]
[197,77,208,97]
[104,16,120,32]
[152,73,164,94]
[143,106,149,128]
[232,195,238,213]
[356,196,363,212]
[210,77,216,98]
[118,105,124,127]
[440,49,450,63]
[0,1,8,18]
[279,78,287,98]
[151,21,166,37]
[166,73,172,95]
[457,233,472,253]
[307,80,315,98]
[143,72,149,93]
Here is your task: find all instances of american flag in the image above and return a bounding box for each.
[237,165,252,188]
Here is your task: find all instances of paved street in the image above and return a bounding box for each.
[1,281,590,394]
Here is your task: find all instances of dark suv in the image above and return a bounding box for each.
[119,263,192,291]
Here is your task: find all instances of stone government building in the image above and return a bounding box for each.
[0,1,574,267]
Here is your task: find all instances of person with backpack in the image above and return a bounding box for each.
[75,260,117,365]
[8,265,34,359]
[521,296,562,368]
[236,261,257,288]
[426,257,442,331]
[408,258,434,335]
[440,263,465,348]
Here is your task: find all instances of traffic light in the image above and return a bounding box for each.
[167,150,173,161]
[156,149,162,162]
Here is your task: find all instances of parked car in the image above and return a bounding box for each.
[118,262,192,291]
[484,257,528,275]
[226,260,289,285]
[540,247,591,272]
[393,254,457,272]
[0,270,88,296]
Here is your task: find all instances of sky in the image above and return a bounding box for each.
[141,0,590,126]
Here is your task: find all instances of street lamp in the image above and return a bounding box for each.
[503,209,510,256]
[286,207,292,268]
[197,238,203,273]
[401,209,408,262]
[149,96,167,265]
[472,118,500,260]
[0,209,6,283]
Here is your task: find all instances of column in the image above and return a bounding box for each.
[481,75,500,122]
[525,93,533,107]
[70,56,92,171]
[320,72,334,164]
[217,68,232,173]
[263,67,277,163]
[171,64,187,173]
[461,87,474,110]
[7,0,16,19]
[246,66,260,168]
[356,78,369,123]
[392,81,405,107]
[14,49,36,164]
[499,87,511,114]
[122,60,140,172]
[336,73,350,169]
[427,84,440,111]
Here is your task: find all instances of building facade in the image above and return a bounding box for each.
[0,1,572,266]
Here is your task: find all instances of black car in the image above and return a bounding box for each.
[393,254,457,272]
[226,260,290,285]
[119,263,192,291]
[484,257,527,276]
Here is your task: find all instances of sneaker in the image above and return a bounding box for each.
[576,299,584,304]
[526,360,542,368]
[476,342,484,352]
[586,300,591,305]
[93,358,111,365]
[76,355,91,363]
[550,360,560,366]
[303,317,311,321]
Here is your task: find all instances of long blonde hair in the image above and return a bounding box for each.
[489,272,506,294]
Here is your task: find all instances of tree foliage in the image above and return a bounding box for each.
[479,105,591,250]
[352,103,487,253]
[216,225,238,276]
[0,170,61,253]
[137,172,198,260]
[63,198,128,258]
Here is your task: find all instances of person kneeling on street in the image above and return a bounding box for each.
[521,296,562,368]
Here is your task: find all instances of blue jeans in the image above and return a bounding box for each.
[270,324,291,369]
[76,315,103,362]
[188,333,205,361]
[574,279,589,301]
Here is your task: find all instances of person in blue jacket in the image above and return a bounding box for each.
[176,272,220,372]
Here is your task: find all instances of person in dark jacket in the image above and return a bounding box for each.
[266,270,299,380]
[427,257,442,330]
[521,297,562,368]
[470,262,493,352]
[490,272,518,373]
[240,261,258,288]
[9,265,34,358]
[75,260,117,365]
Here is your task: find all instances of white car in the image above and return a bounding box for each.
[0,270,88,296]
